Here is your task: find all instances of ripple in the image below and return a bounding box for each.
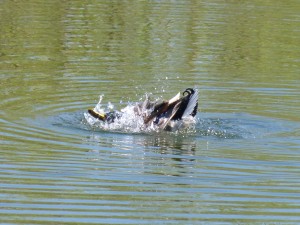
[1,0,300,223]
[2,87,299,225]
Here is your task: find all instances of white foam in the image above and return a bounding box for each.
[84,95,197,133]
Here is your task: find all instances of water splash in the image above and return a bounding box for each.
[84,95,197,134]
[80,94,287,139]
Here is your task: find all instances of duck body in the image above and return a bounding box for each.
[87,88,198,131]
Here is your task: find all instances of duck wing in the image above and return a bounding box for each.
[160,101,181,130]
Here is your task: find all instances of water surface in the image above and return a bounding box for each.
[1,0,300,224]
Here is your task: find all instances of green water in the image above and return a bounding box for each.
[1,1,300,224]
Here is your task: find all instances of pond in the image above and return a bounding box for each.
[1,0,300,224]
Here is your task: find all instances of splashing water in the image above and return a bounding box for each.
[83,93,267,139]
[84,95,197,134]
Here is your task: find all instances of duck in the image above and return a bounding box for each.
[87,88,198,131]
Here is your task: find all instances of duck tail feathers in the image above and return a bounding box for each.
[182,88,198,118]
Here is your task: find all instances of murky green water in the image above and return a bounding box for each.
[1,0,300,224]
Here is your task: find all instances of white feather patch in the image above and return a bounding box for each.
[182,88,198,118]
[168,92,180,104]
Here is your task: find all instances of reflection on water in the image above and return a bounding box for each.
[1,0,300,224]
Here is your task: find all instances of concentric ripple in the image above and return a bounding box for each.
[2,83,300,224]
[1,0,300,224]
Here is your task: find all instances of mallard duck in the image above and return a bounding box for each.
[88,88,198,131]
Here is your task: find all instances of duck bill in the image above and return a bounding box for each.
[88,109,106,121]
